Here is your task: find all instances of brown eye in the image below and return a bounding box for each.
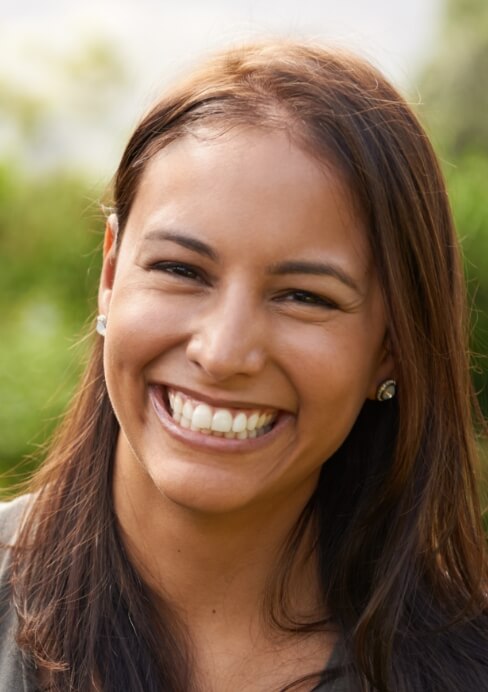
[280,290,338,310]
[152,262,205,282]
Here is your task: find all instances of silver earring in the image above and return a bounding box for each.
[96,314,107,337]
[376,379,396,401]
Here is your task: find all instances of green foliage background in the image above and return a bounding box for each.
[0,0,487,491]
[0,36,127,483]
[419,0,488,418]
[0,166,103,480]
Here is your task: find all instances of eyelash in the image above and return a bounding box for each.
[277,290,338,310]
[152,261,207,282]
[151,262,337,310]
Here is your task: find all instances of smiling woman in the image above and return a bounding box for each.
[1,41,487,692]
[102,130,389,520]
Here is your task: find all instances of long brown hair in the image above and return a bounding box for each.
[10,41,488,691]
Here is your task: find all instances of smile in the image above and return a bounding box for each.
[166,388,278,439]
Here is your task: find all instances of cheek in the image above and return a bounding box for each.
[289,323,380,429]
[106,289,190,370]
[295,360,366,466]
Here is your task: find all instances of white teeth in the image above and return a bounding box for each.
[166,388,277,439]
[191,404,212,430]
[247,412,259,431]
[211,409,233,433]
[173,394,183,415]
[182,400,193,420]
[232,412,248,433]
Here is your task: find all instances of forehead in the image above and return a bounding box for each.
[123,128,371,271]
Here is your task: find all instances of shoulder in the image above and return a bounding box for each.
[0,495,34,550]
[0,494,35,593]
[0,495,35,691]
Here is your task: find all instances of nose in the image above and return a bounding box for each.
[185,287,267,382]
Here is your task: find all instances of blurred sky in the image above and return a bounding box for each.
[0,0,443,176]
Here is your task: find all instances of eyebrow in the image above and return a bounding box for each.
[268,260,361,293]
[143,230,218,261]
[143,229,361,293]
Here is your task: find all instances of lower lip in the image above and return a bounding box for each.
[148,385,292,453]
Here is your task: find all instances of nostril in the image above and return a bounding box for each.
[185,319,266,381]
[187,347,266,382]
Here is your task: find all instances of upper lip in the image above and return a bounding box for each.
[152,382,283,412]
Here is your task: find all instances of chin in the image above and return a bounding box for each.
[141,457,264,516]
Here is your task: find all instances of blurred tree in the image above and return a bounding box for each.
[0,33,132,172]
[420,0,488,155]
[0,80,47,141]
[0,163,102,480]
[0,36,129,483]
[419,0,488,416]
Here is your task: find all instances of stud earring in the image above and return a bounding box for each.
[376,379,397,401]
[96,314,107,337]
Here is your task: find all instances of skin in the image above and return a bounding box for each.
[98,128,394,690]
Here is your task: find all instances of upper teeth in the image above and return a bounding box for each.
[168,389,277,437]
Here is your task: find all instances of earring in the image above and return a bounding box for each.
[376,379,397,401]
[96,314,107,337]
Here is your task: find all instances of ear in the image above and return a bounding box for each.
[98,214,119,316]
[366,335,396,401]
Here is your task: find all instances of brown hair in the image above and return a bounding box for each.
[10,41,487,691]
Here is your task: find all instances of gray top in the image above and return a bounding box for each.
[0,496,347,691]
[0,495,34,691]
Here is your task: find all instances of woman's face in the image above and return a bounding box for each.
[100,128,393,517]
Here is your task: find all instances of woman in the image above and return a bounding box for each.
[1,41,487,691]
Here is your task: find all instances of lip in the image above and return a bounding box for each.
[149,384,293,453]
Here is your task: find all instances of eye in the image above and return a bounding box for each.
[151,261,206,283]
[278,289,338,310]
